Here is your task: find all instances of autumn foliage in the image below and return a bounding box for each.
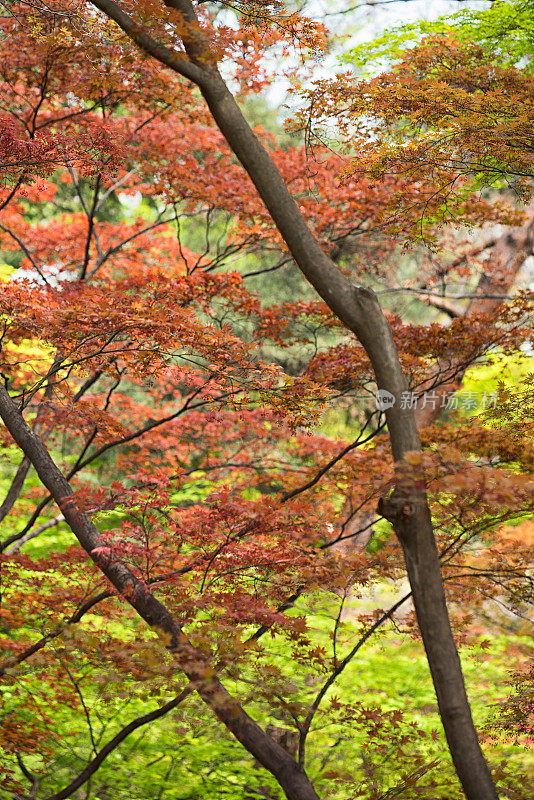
[0,2,532,799]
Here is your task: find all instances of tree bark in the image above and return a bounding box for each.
[378,492,496,800]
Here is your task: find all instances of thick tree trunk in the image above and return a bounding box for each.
[189,66,498,799]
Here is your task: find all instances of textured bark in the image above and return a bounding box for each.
[378,491,496,800]
[0,454,30,522]
[0,355,62,522]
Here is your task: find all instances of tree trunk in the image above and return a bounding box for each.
[378,493,496,799]
[0,386,320,800]
[190,62,497,800]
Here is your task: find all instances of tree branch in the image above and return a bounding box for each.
[42,689,191,800]
[0,383,320,800]
[89,0,207,85]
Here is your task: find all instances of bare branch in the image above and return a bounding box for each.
[42,689,191,800]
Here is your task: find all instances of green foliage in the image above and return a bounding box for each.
[4,595,529,800]
[456,353,534,418]
[343,0,534,72]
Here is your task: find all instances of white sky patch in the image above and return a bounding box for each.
[262,0,492,109]
[118,191,142,211]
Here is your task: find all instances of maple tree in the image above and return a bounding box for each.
[0,1,532,800]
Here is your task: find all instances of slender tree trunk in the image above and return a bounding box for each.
[0,386,320,800]
[378,493,496,799]
[0,352,63,521]
[173,56,498,799]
